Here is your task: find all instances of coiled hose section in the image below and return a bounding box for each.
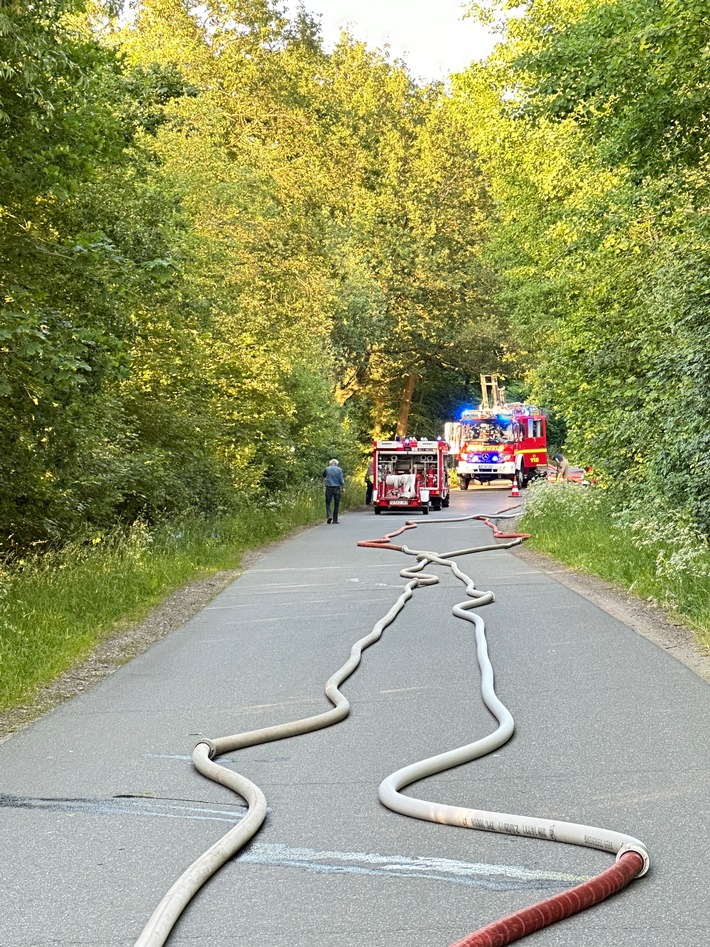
[132,507,648,947]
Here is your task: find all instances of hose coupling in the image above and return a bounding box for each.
[616,842,650,877]
[193,738,218,760]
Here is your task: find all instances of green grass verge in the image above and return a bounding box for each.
[0,485,349,713]
[520,483,710,649]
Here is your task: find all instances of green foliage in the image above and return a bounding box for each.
[510,0,710,175]
[521,482,710,646]
[0,0,507,555]
[0,486,330,712]
[456,0,710,539]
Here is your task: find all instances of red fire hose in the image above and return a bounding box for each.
[356,505,530,552]
[449,851,645,947]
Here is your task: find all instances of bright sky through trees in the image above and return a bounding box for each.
[288,0,496,82]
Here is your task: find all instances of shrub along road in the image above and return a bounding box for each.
[0,490,708,947]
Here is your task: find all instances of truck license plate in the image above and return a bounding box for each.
[390,499,409,506]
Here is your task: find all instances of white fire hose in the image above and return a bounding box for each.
[132,510,648,947]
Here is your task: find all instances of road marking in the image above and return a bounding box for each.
[380,686,430,695]
[251,565,395,573]
[238,843,589,891]
[206,597,393,611]
[238,698,323,712]
[206,598,330,609]
[0,797,589,891]
[145,753,193,761]
[0,793,245,823]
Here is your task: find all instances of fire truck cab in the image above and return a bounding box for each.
[372,438,452,514]
[445,375,548,490]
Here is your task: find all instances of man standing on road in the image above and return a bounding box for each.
[323,459,345,524]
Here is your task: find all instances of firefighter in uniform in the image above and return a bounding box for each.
[552,453,571,482]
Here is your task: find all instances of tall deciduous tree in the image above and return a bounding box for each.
[0,0,510,552]
[0,0,183,546]
[458,0,710,533]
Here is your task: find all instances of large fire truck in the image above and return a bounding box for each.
[445,374,547,490]
[372,438,452,514]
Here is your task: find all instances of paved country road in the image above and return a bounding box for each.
[1,490,708,947]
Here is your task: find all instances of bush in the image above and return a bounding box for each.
[520,482,710,643]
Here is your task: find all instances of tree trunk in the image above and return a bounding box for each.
[372,390,385,438]
[396,372,418,437]
[334,370,360,406]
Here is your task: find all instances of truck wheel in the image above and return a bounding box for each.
[374,507,381,514]
[460,477,470,490]
[442,495,450,507]
[431,497,442,511]
[422,506,429,515]
[516,468,527,490]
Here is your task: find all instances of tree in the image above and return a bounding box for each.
[457,0,710,533]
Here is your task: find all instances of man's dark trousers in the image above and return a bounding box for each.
[326,486,341,523]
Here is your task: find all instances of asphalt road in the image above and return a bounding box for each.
[1,488,708,947]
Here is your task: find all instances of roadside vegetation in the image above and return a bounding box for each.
[457,0,710,538]
[0,485,352,713]
[521,484,710,650]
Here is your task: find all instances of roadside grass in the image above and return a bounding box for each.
[0,485,347,714]
[520,483,710,649]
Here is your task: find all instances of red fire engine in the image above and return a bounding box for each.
[372,438,452,514]
[445,375,547,490]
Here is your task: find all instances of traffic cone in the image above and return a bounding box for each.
[509,476,520,499]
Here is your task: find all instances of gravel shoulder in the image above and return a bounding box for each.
[512,544,710,684]
[2,538,708,744]
[0,554,261,744]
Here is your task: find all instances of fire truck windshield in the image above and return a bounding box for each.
[462,420,514,444]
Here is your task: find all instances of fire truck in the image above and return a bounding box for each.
[372,438,452,514]
[445,374,547,490]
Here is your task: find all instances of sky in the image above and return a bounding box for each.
[287,1,497,83]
